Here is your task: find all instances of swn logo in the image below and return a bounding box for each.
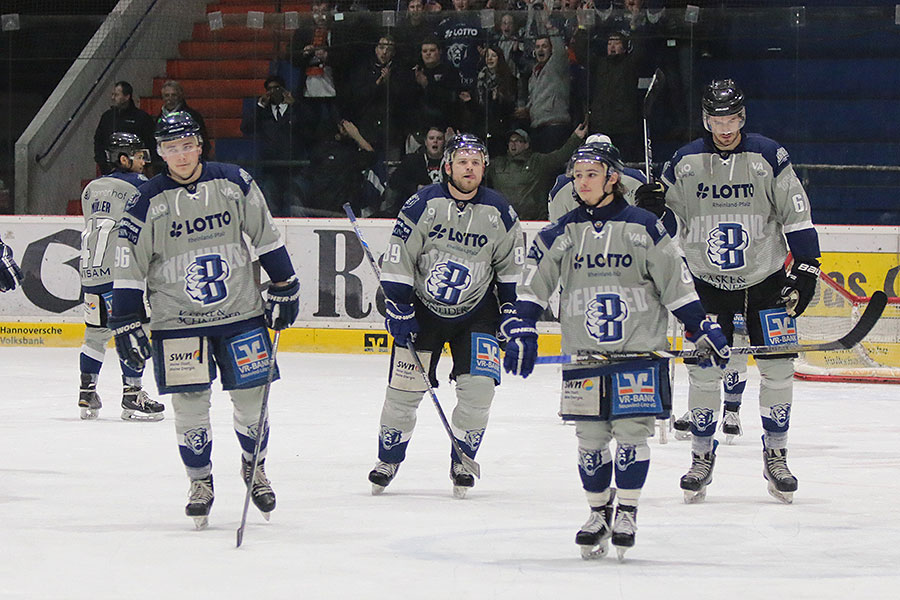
[564,378,595,390]
[169,349,201,362]
[170,211,232,238]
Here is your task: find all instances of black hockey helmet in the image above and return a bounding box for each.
[154,110,202,145]
[567,141,625,177]
[702,79,746,133]
[105,131,149,165]
[442,133,489,170]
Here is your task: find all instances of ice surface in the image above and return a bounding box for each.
[2,348,899,599]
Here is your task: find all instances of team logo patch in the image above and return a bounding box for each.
[117,217,142,245]
[392,220,412,242]
[426,260,472,305]
[183,427,209,455]
[185,254,230,305]
[470,333,501,381]
[227,330,271,384]
[464,428,484,452]
[380,425,403,450]
[723,369,740,389]
[706,222,749,270]
[616,445,637,471]
[611,368,662,416]
[578,448,602,477]
[760,308,798,346]
[585,293,628,343]
[769,403,791,428]
[691,407,715,432]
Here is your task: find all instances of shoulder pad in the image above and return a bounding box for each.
[742,133,790,176]
[202,161,253,195]
[480,188,519,231]
[549,174,572,201]
[621,206,667,244]
[399,189,433,224]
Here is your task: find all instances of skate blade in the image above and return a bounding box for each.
[80,408,100,420]
[192,515,209,530]
[683,487,707,504]
[724,433,739,445]
[579,543,609,560]
[452,485,469,499]
[371,483,387,496]
[615,546,628,562]
[767,482,794,504]
[673,430,691,441]
[121,409,164,422]
[261,511,271,522]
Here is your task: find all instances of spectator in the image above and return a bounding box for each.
[157,80,210,160]
[458,45,517,156]
[515,4,571,152]
[434,0,484,89]
[394,0,436,69]
[93,81,155,175]
[487,120,586,220]
[292,1,342,132]
[574,28,644,162]
[381,125,446,216]
[303,118,376,217]
[240,75,305,217]
[407,37,462,144]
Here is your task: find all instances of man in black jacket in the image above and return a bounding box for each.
[157,80,210,160]
[93,81,156,174]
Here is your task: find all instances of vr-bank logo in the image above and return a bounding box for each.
[617,372,654,395]
[364,333,389,352]
[475,338,500,369]
[185,254,230,305]
[230,332,270,376]
[763,310,798,345]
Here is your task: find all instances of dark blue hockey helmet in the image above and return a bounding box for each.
[567,141,625,177]
[442,133,489,170]
[154,111,202,145]
[105,131,149,165]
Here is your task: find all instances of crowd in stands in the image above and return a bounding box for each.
[96,0,686,220]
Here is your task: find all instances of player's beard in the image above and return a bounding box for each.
[449,169,481,196]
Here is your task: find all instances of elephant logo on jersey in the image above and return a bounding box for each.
[769,403,791,428]
[706,222,749,270]
[615,445,637,471]
[426,260,472,305]
[584,293,628,343]
[379,425,403,450]
[464,428,484,452]
[691,407,715,432]
[578,448,603,477]
[185,254,230,305]
[183,427,209,455]
[446,42,468,69]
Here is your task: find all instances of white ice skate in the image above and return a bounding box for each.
[368,461,399,495]
[680,440,718,503]
[450,461,475,499]
[576,489,616,560]
[763,446,797,504]
[673,411,692,441]
[721,408,743,445]
[611,504,637,562]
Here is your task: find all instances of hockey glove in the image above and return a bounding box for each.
[109,314,152,371]
[497,302,518,343]
[781,259,820,317]
[685,318,730,369]
[385,299,419,346]
[265,277,300,330]
[0,243,24,292]
[634,181,667,218]
[502,319,538,378]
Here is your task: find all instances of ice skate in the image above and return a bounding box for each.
[185,475,214,530]
[121,386,165,422]
[78,389,102,420]
[241,458,276,519]
[368,461,400,495]
[673,411,692,441]
[611,504,638,562]
[576,489,616,560]
[721,407,743,445]
[680,440,718,503]
[450,461,475,499]
[763,445,798,504]
[655,416,669,445]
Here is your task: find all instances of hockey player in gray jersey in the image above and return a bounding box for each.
[368,134,525,499]
[547,134,648,223]
[78,132,164,421]
[639,79,821,504]
[503,141,729,560]
[0,235,23,292]
[109,112,300,528]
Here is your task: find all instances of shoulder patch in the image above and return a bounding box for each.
[117,216,142,245]
[391,219,413,242]
[400,192,429,224]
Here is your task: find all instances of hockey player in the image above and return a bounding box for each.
[547,134,648,223]
[78,132,164,421]
[0,235,24,292]
[503,141,729,560]
[109,112,300,529]
[368,133,525,499]
[637,79,821,504]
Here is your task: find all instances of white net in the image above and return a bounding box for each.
[794,276,900,383]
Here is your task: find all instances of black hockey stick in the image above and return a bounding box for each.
[342,203,481,479]
[236,329,280,548]
[642,68,665,180]
[536,291,887,365]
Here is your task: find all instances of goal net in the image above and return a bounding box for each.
[794,271,900,383]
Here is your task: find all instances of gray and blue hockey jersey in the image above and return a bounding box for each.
[547,166,647,223]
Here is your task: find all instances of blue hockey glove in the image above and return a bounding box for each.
[781,259,820,317]
[385,299,419,346]
[109,314,152,371]
[265,277,300,330]
[502,319,538,378]
[0,243,24,292]
[634,181,667,218]
[685,318,731,369]
[497,302,518,342]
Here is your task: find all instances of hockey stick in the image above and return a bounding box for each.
[642,68,665,180]
[236,329,280,548]
[342,203,481,479]
[536,291,887,365]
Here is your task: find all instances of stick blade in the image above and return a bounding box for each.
[236,527,244,548]
[838,290,887,348]
[461,454,481,479]
[643,68,665,118]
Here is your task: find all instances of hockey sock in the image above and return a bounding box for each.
[80,354,102,376]
[578,446,613,494]
[235,419,269,463]
[377,425,411,463]
[692,434,715,455]
[613,443,650,496]
[763,431,788,451]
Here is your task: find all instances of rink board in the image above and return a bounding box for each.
[1,217,897,353]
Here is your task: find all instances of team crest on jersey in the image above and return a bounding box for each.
[769,403,791,428]
[380,425,403,450]
[584,293,628,343]
[402,194,420,211]
[464,428,484,452]
[425,259,472,305]
[446,42,468,68]
[183,427,209,455]
[691,407,715,432]
[706,222,749,270]
[526,244,544,263]
[239,168,253,184]
[185,254,230,305]
[123,193,139,212]
[615,445,637,471]
[578,448,603,477]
